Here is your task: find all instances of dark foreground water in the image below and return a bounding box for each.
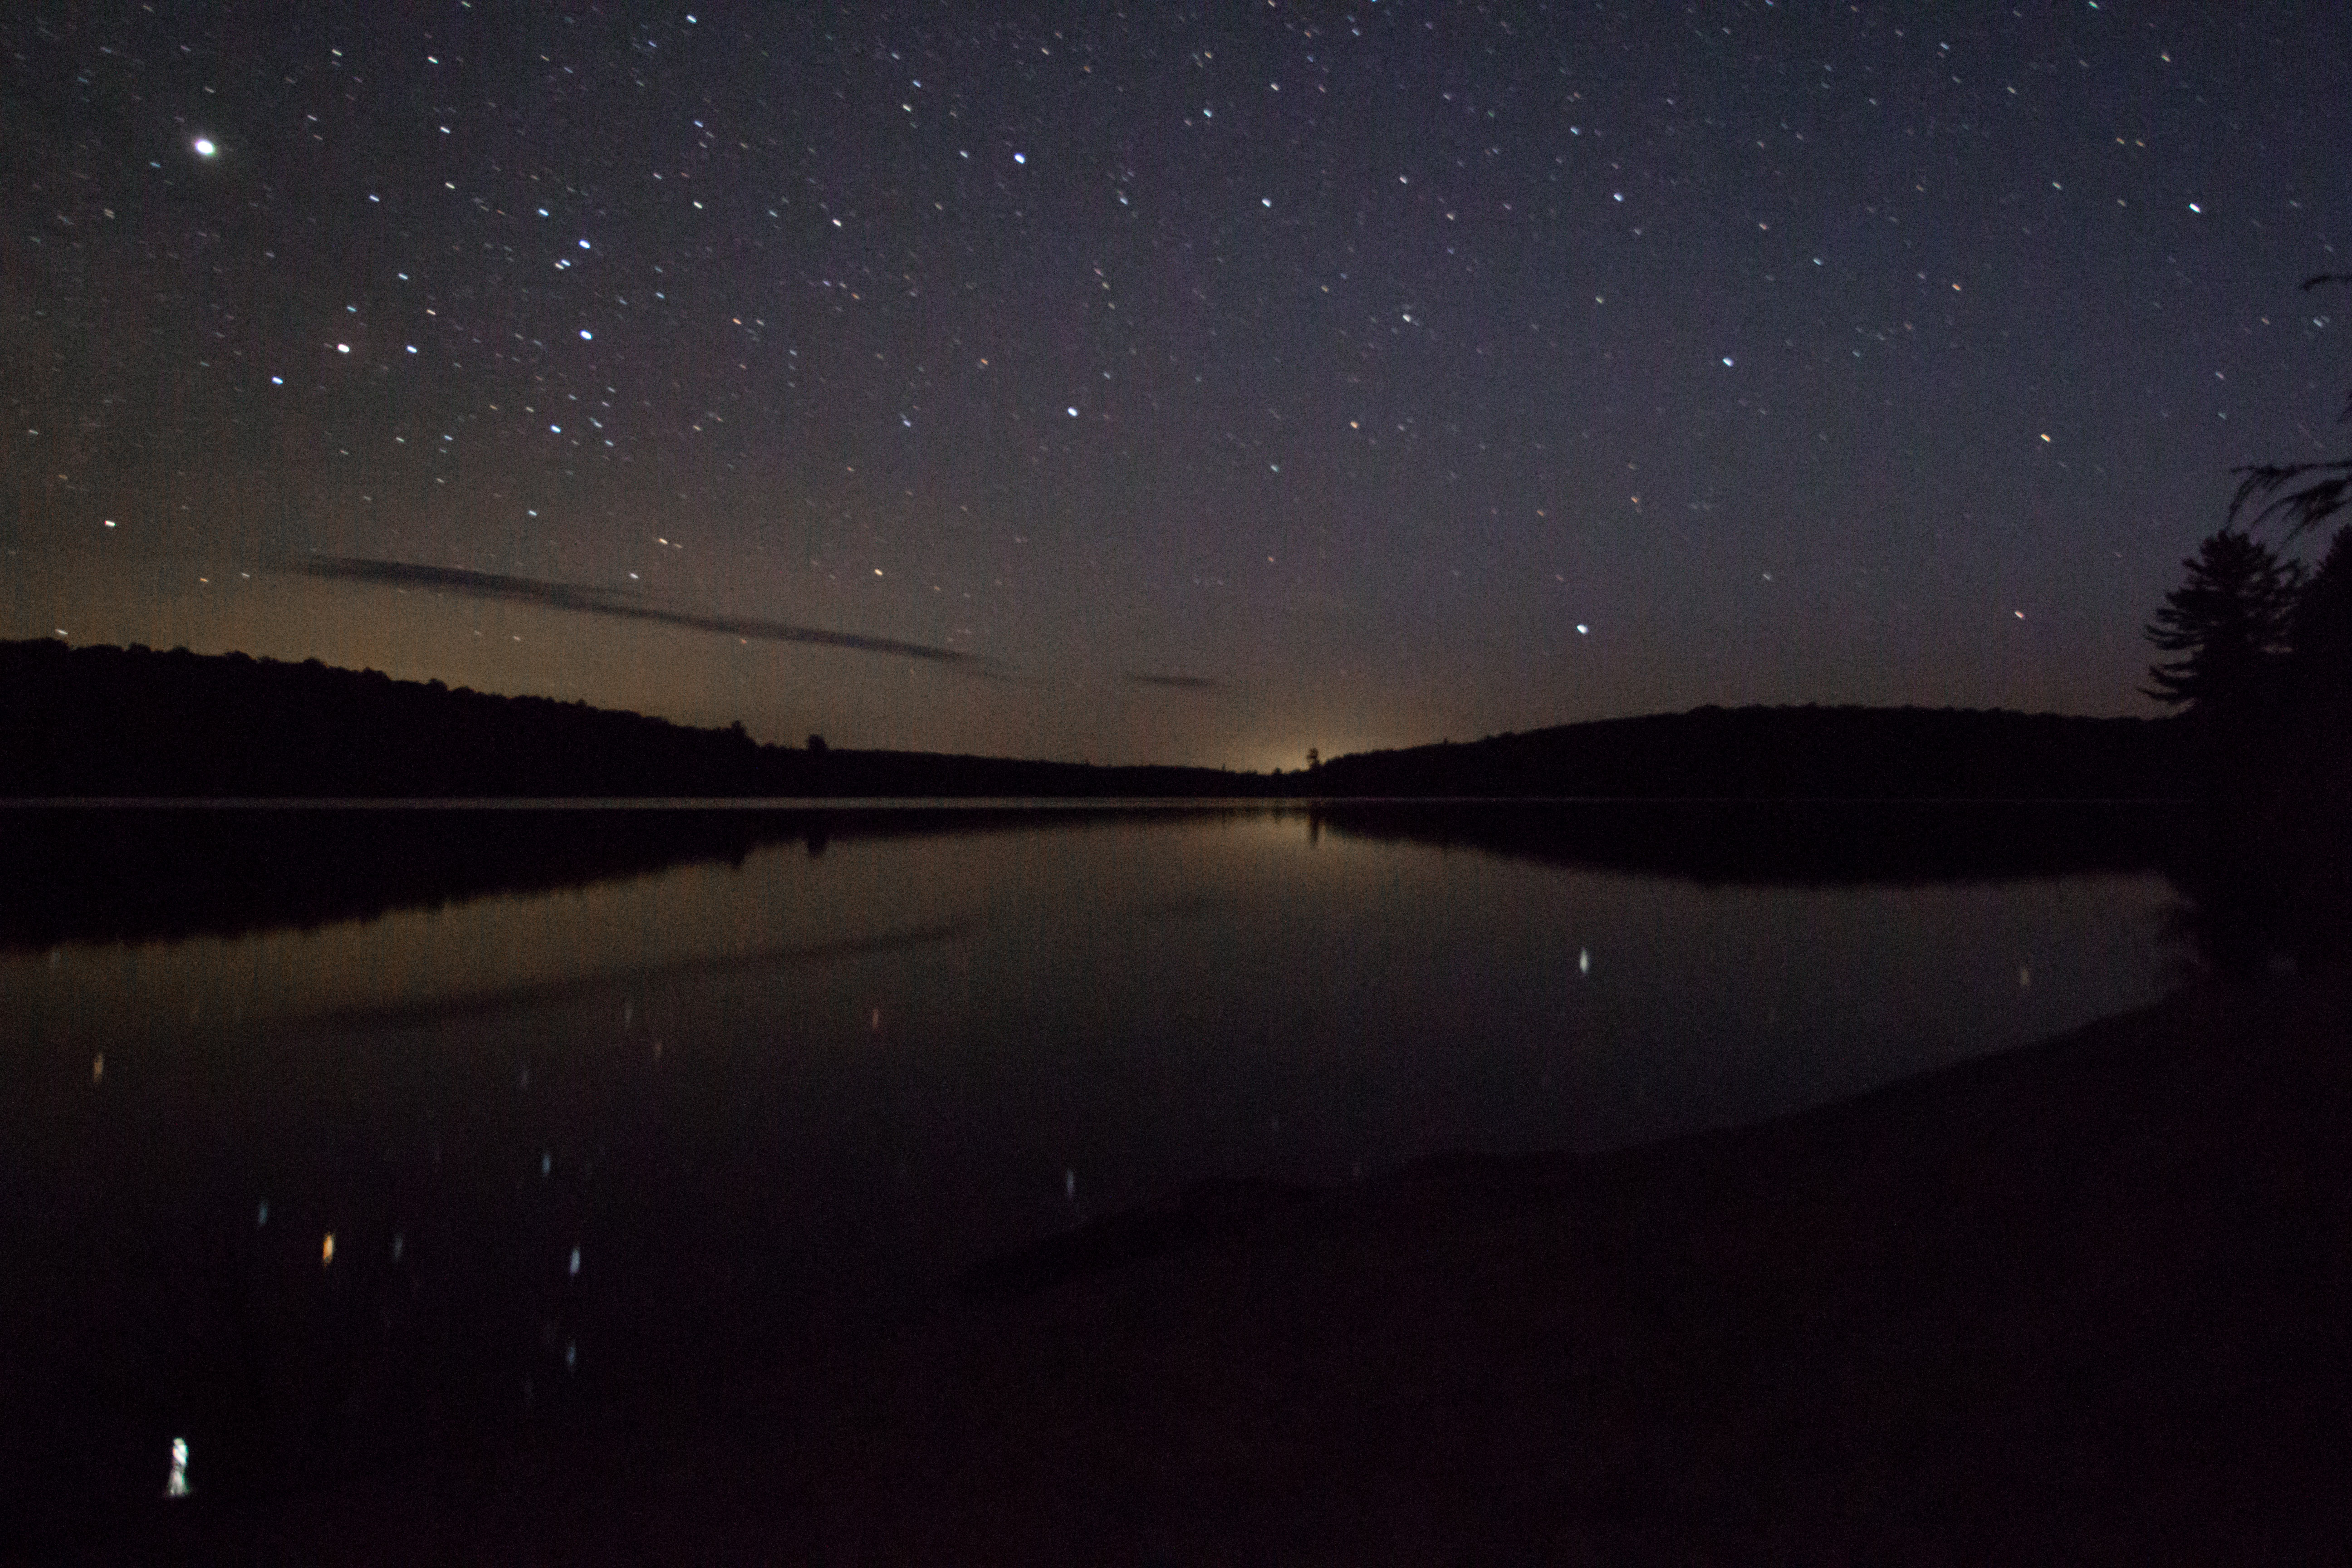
[0,803,2181,1544]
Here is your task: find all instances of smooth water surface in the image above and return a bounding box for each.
[0,804,2176,1534]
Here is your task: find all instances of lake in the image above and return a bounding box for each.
[0,801,2184,1539]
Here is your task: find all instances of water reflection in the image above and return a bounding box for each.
[2154,801,2350,982]
[0,803,2183,1549]
[1304,799,2177,885]
[0,803,1211,952]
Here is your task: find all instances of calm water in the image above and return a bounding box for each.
[0,804,2177,1536]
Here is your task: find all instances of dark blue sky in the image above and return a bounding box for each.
[6,1,2348,768]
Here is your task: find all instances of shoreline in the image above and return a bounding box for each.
[64,973,2352,1563]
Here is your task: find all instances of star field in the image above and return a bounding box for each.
[5,2,2347,768]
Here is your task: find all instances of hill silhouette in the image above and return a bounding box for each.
[3,638,2182,800]
[1311,705,2181,801]
[0,639,1252,799]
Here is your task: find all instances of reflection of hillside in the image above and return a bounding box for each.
[1311,800,2182,886]
[1,798,2192,953]
[0,805,1210,951]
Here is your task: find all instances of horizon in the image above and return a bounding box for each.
[6,4,2347,772]
[3,632,2181,790]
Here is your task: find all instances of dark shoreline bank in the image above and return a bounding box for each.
[66,973,2350,1564]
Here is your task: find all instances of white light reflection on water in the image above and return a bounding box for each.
[3,812,2177,1165]
[0,807,2183,1531]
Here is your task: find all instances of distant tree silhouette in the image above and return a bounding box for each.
[2142,529,2301,718]
[2153,269,2352,974]
[0,641,2186,802]
[1294,706,2173,800]
[2287,525,2352,705]
[2285,525,2352,967]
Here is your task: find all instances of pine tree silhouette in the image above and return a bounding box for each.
[2287,525,2352,705]
[2143,529,2302,717]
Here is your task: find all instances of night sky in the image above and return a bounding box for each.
[6,2,2348,770]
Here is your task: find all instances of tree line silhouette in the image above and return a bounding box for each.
[2142,524,2351,974]
[2145,525,2352,732]
[0,641,1256,799]
[2144,274,2352,973]
[0,636,2186,803]
[1303,706,2178,801]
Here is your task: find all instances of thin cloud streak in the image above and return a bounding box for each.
[1123,671,1224,692]
[279,555,984,667]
